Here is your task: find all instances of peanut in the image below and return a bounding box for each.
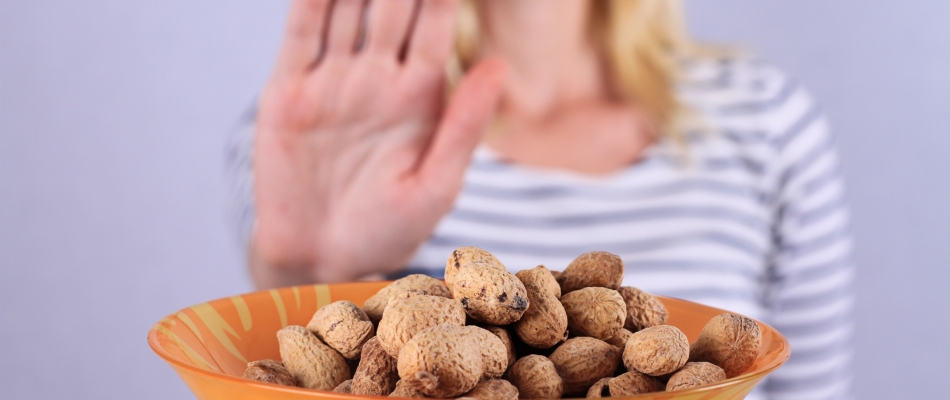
[689,313,762,378]
[508,355,564,400]
[307,300,374,360]
[623,325,689,376]
[557,251,624,293]
[560,287,626,340]
[276,326,350,390]
[242,359,296,387]
[617,286,668,332]
[376,293,466,358]
[453,262,529,325]
[396,325,489,398]
[548,337,622,395]
[666,362,726,391]
[351,337,399,396]
[363,274,451,323]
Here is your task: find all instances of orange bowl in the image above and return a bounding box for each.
[148,282,789,399]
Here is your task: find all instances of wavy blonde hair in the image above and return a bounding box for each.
[453,0,702,141]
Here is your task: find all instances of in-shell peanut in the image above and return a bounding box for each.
[557,251,624,293]
[362,275,451,322]
[460,379,519,400]
[605,328,635,349]
[666,362,726,391]
[689,313,762,378]
[445,246,503,290]
[560,287,626,340]
[618,286,668,332]
[513,285,568,349]
[351,337,399,396]
[307,300,374,360]
[508,355,564,400]
[516,265,561,299]
[376,293,466,357]
[609,371,664,396]
[396,325,488,398]
[482,325,518,369]
[586,377,612,398]
[453,262,529,325]
[462,326,509,379]
[623,325,689,376]
[332,379,353,393]
[548,337,622,395]
[276,325,350,390]
[389,380,426,398]
[242,359,297,387]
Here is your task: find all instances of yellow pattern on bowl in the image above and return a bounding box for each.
[148,282,789,399]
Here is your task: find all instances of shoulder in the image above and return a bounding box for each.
[678,54,829,153]
[679,54,797,110]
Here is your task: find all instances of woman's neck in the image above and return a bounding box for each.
[476,0,609,117]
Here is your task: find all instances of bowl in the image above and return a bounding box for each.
[149,282,789,399]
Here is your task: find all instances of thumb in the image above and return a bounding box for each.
[419,57,507,190]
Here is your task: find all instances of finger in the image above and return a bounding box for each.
[274,0,332,77]
[419,58,507,189]
[325,0,367,57]
[364,0,418,59]
[406,0,459,66]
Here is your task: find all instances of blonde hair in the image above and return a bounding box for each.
[453,0,702,142]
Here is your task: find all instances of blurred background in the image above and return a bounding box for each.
[1,0,947,398]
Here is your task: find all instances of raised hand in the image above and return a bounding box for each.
[251,0,506,286]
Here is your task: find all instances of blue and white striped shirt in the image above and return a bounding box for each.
[227,56,854,400]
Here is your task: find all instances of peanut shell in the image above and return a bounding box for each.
[453,262,529,325]
[508,355,563,400]
[333,380,353,393]
[513,288,568,349]
[548,337,622,395]
[276,325,350,390]
[605,328,635,349]
[623,325,689,376]
[560,287,626,340]
[351,337,399,396]
[307,300,375,360]
[389,380,426,398]
[376,293,466,357]
[586,378,612,398]
[516,265,561,299]
[462,326,509,379]
[461,379,519,400]
[363,274,451,322]
[689,313,762,378]
[609,371,664,396]
[242,359,297,386]
[445,246,504,290]
[666,362,726,391]
[557,251,624,293]
[483,325,518,369]
[397,325,486,398]
[618,286,668,332]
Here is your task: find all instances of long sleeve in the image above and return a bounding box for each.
[763,88,855,399]
[224,108,257,250]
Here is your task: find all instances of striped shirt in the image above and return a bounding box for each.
[226,56,854,400]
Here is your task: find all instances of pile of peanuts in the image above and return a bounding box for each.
[243,247,762,398]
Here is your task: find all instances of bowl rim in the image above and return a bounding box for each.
[148,284,791,399]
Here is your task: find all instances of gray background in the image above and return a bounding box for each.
[1,0,947,398]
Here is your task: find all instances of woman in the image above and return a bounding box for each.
[228,1,854,398]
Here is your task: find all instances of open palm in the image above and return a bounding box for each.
[253,0,506,284]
